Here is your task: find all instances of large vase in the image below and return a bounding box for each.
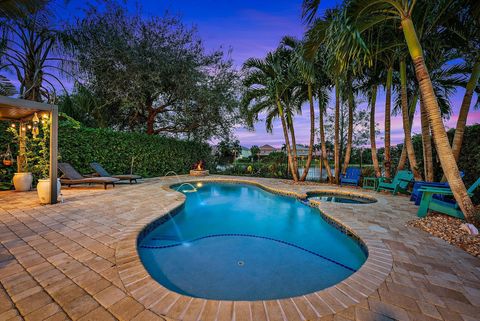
[13,172,33,192]
[37,179,61,204]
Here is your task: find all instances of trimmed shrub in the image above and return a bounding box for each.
[58,126,212,177]
[0,119,212,185]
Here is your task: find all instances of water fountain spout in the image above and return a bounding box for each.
[176,183,198,193]
[164,171,181,183]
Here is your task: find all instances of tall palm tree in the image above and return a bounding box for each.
[345,0,476,221]
[242,50,300,181]
[281,36,316,181]
[399,55,422,180]
[341,73,355,173]
[447,1,480,162]
[1,6,69,102]
[305,13,345,183]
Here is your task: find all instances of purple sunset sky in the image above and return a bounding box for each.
[56,0,480,147]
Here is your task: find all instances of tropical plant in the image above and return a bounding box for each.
[342,0,476,221]
[242,48,300,181]
[1,3,68,102]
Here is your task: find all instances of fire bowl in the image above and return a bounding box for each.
[189,170,209,176]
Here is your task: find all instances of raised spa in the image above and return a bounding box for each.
[306,192,377,204]
[138,182,367,300]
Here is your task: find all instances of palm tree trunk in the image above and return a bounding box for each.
[300,84,315,181]
[384,66,393,178]
[401,17,475,222]
[370,85,381,177]
[451,58,480,161]
[287,112,299,178]
[319,98,333,183]
[420,97,434,181]
[342,85,354,174]
[276,98,298,181]
[400,58,422,180]
[397,93,418,171]
[334,80,341,184]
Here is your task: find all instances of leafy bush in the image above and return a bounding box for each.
[58,126,212,177]
[0,119,212,185]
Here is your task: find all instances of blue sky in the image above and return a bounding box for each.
[56,0,479,147]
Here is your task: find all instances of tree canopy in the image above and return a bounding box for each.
[64,4,240,141]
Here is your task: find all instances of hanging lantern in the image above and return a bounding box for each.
[32,112,40,138]
[2,144,13,166]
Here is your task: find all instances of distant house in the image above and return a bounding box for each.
[295,144,310,157]
[259,144,277,156]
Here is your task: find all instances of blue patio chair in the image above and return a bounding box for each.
[410,171,465,205]
[340,167,361,186]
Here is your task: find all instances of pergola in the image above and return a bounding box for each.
[0,96,58,204]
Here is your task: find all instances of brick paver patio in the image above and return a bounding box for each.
[1,176,479,321]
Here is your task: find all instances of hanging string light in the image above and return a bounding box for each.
[32,113,40,138]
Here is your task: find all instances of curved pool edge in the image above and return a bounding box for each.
[115,176,393,320]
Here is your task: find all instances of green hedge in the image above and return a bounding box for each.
[0,120,212,186]
[58,127,212,177]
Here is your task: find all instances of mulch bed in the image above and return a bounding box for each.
[408,213,480,257]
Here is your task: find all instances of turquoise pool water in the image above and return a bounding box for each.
[138,182,367,300]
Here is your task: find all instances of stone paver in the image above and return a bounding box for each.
[1,176,479,321]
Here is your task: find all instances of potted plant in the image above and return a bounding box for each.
[8,124,33,191]
[31,116,60,204]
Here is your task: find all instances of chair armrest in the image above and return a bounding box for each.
[378,177,391,184]
[420,187,473,197]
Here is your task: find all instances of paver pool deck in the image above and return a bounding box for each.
[0,175,479,321]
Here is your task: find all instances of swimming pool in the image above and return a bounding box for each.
[138,182,367,300]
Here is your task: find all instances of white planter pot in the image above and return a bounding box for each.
[13,172,33,192]
[37,179,61,204]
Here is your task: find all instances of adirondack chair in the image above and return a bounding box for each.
[376,170,414,195]
[410,171,465,205]
[417,177,480,219]
[340,167,361,186]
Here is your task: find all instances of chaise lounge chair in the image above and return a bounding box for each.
[90,162,142,184]
[410,171,465,205]
[340,167,361,186]
[377,170,413,195]
[58,163,119,189]
[417,177,480,219]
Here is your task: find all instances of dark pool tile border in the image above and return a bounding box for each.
[115,176,393,320]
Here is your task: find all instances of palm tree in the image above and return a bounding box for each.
[242,49,299,181]
[345,0,476,221]
[303,0,476,222]
[1,6,69,102]
[448,1,480,162]
[305,13,345,183]
[281,36,316,181]
[399,55,422,180]
[341,73,355,173]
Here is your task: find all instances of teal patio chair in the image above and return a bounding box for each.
[376,170,414,195]
[417,177,480,219]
